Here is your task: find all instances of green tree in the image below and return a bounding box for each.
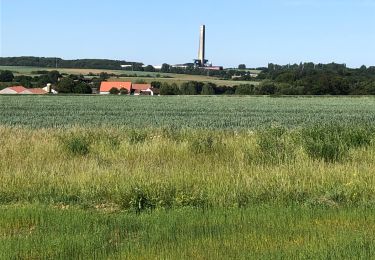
[201,83,215,95]
[235,84,255,95]
[257,81,277,95]
[134,79,147,84]
[48,70,61,84]
[151,81,162,89]
[160,64,170,73]
[180,82,198,95]
[56,77,75,93]
[109,87,120,95]
[0,70,14,82]
[73,82,92,94]
[14,75,33,88]
[160,83,179,95]
[120,88,129,95]
[238,64,246,70]
[99,72,110,81]
[144,65,155,72]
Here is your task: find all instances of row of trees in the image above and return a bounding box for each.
[56,77,92,94]
[0,57,140,70]
[257,63,375,95]
[150,81,242,95]
[0,70,94,94]
[151,79,375,96]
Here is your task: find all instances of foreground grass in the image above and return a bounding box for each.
[1,125,374,259]
[1,205,374,259]
[1,126,374,209]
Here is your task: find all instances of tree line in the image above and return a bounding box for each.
[0,57,140,70]
[257,62,375,95]
[0,70,95,94]
[151,81,259,95]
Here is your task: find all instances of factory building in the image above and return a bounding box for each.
[194,25,223,70]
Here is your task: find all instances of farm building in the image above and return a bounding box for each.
[99,82,132,94]
[132,84,152,95]
[0,86,49,95]
[19,88,47,95]
[140,87,160,96]
[0,86,28,94]
[99,82,159,96]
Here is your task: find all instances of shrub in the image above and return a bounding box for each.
[119,88,129,95]
[0,70,14,82]
[235,84,255,95]
[303,127,346,162]
[128,130,148,144]
[302,126,373,162]
[256,127,294,164]
[62,135,91,156]
[109,87,120,95]
[161,127,182,142]
[190,135,215,154]
[127,187,155,213]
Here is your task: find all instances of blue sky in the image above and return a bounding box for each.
[1,0,375,68]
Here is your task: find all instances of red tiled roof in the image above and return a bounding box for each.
[28,88,47,94]
[9,86,27,93]
[100,82,132,92]
[132,84,151,91]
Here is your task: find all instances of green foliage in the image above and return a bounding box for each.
[109,87,120,95]
[62,134,91,156]
[3,205,375,259]
[0,57,138,70]
[302,126,373,162]
[134,79,147,84]
[0,70,14,82]
[151,81,162,89]
[179,82,197,95]
[73,82,92,94]
[119,88,129,95]
[127,130,148,144]
[160,83,180,95]
[0,126,375,210]
[262,62,375,95]
[143,65,155,72]
[190,135,215,154]
[258,80,277,95]
[256,127,295,164]
[201,83,215,95]
[235,84,255,95]
[57,77,75,93]
[99,72,110,81]
[238,64,246,70]
[121,186,156,213]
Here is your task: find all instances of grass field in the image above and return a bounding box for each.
[1,205,375,259]
[1,95,375,258]
[0,95,374,128]
[0,65,258,87]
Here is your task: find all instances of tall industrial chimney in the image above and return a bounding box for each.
[198,25,206,66]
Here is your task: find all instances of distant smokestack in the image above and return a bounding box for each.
[198,25,206,66]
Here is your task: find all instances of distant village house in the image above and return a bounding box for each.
[99,82,159,96]
[0,86,47,95]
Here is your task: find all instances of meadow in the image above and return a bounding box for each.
[0,65,256,87]
[0,95,374,128]
[1,95,375,258]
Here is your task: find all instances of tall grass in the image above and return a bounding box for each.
[0,126,374,210]
[1,205,375,259]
